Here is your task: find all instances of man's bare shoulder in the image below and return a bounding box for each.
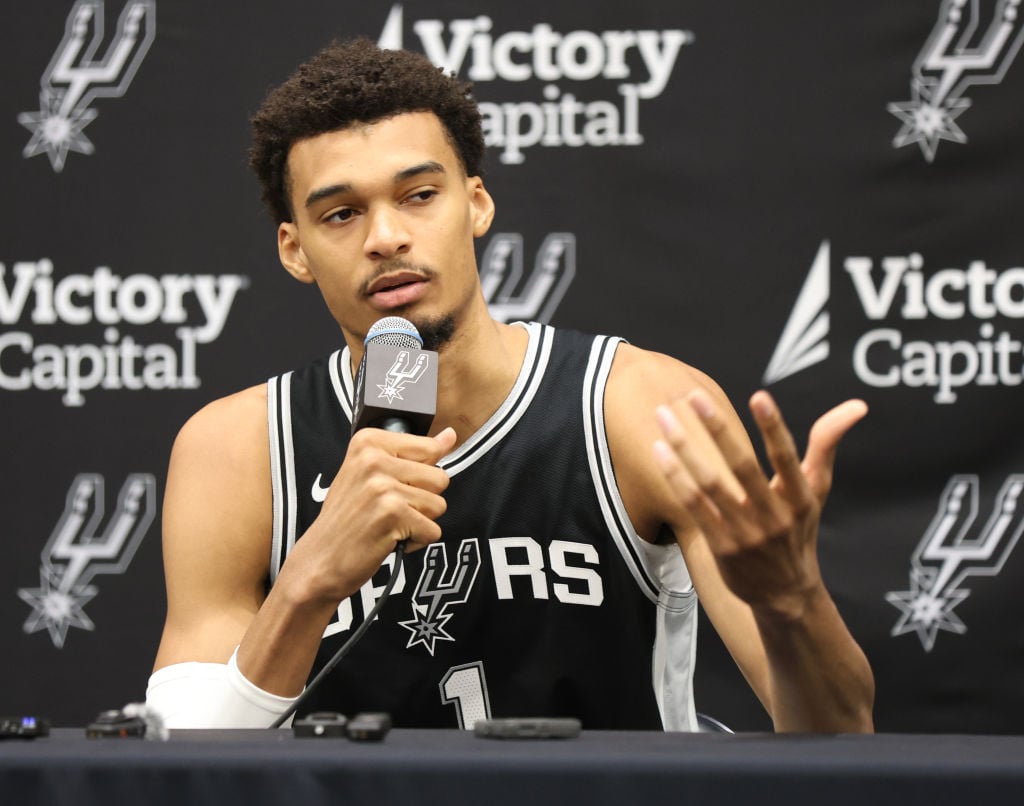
[163,383,273,575]
[603,342,742,542]
[174,384,269,455]
[608,342,730,408]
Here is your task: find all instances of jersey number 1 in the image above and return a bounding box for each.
[440,661,491,729]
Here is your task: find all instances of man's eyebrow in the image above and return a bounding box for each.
[303,162,447,210]
[394,161,446,183]
[304,183,352,210]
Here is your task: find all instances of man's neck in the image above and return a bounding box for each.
[430,317,529,446]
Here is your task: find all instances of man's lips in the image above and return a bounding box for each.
[366,271,427,296]
[366,271,429,309]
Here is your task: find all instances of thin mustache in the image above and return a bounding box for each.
[360,260,436,295]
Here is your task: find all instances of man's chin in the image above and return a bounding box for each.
[410,313,456,351]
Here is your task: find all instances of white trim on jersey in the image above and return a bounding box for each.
[268,371,298,585]
[441,321,551,477]
[582,335,660,601]
[582,335,697,601]
[331,322,553,479]
[581,334,698,731]
[328,348,349,422]
[268,375,284,584]
[653,586,699,731]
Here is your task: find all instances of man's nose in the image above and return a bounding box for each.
[364,205,411,259]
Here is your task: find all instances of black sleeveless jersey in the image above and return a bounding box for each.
[267,322,699,730]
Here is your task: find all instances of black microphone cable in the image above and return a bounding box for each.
[268,541,406,729]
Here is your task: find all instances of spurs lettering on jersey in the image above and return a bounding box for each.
[325,536,604,655]
[19,1,156,173]
[18,473,156,648]
[887,474,1024,651]
[763,240,1024,403]
[889,0,1024,162]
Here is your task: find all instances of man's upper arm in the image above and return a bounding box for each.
[604,346,774,711]
[153,385,273,670]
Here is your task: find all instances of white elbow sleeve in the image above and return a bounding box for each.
[146,647,298,729]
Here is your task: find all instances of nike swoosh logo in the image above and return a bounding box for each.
[311,473,330,503]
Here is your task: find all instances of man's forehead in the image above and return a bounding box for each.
[283,112,463,211]
[289,113,455,173]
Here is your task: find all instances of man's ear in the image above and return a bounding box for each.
[469,178,495,237]
[277,222,316,284]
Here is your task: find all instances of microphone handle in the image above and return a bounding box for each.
[378,416,412,433]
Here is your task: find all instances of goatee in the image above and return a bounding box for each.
[412,314,456,351]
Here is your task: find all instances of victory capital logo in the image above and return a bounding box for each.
[762,241,1024,404]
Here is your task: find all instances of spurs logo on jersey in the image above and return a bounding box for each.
[378,350,430,404]
[18,0,156,172]
[17,473,156,648]
[887,474,1024,651]
[399,539,482,655]
[481,233,576,324]
[889,0,1024,162]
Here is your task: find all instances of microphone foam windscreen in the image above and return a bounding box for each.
[365,316,423,349]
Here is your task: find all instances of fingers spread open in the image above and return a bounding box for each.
[749,390,815,512]
[687,390,784,527]
[802,399,868,500]
[653,409,724,539]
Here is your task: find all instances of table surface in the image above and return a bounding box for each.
[2,729,1023,806]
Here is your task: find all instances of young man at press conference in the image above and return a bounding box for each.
[146,39,874,733]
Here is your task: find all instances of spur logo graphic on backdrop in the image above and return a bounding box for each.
[0,258,248,406]
[886,474,1024,651]
[377,4,693,165]
[889,0,1024,162]
[18,0,156,172]
[763,240,1024,403]
[18,473,156,648]
[480,233,576,323]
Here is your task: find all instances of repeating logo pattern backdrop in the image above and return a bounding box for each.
[1,1,1021,732]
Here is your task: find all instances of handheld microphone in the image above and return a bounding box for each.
[351,316,437,435]
[270,317,437,730]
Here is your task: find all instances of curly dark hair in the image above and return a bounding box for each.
[248,38,485,224]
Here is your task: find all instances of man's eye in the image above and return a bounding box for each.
[327,208,355,223]
[407,190,436,203]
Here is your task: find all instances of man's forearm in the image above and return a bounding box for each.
[146,561,344,728]
[753,585,875,733]
[234,564,342,697]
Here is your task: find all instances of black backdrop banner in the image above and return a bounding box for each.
[2,1,1022,733]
